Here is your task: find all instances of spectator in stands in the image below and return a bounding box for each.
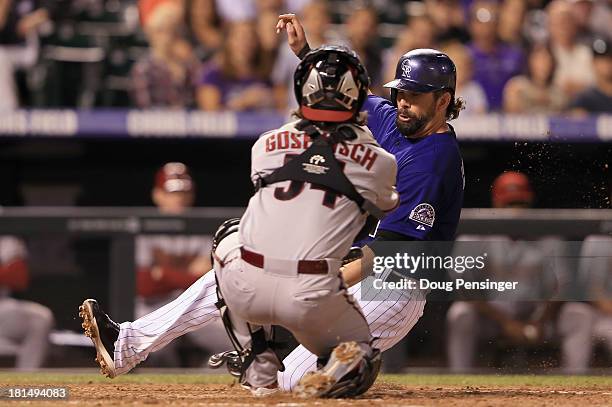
[468,0,524,111]
[558,235,612,373]
[568,0,612,44]
[187,0,223,60]
[0,236,54,370]
[498,0,528,47]
[190,0,308,25]
[138,0,182,26]
[257,9,283,78]
[257,0,313,14]
[382,15,438,85]
[569,0,596,43]
[214,0,256,22]
[136,162,230,366]
[425,0,470,44]
[547,0,595,99]
[0,0,49,109]
[503,43,567,113]
[443,42,488,114]
[447,172,565,372]
[569,37,612,113]
[256,0,315,72]
[271,0,331,112]
[343,5,383,92]
[197,20,274,111]
[521,0,549,45]
[131,1,200,108]
[212,0,313,23]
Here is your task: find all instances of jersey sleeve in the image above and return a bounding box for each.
[379,171,444,240]
[362,95,396,145]
[250,131,275,185]
[373,151,399,212]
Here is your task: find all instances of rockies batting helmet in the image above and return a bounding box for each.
[294,45,370,123]
[384,49,456,106]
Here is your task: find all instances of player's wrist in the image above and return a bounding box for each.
[297,43,311,60]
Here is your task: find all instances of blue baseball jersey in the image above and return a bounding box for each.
[363,95,464,241]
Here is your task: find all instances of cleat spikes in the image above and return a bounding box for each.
[79,299,118,378]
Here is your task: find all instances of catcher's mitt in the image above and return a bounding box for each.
[342,246,363,266]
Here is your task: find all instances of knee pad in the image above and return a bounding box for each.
[212,227,241,270]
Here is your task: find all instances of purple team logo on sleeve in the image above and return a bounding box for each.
[409,203,436,227]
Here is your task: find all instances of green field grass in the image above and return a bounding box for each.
[1,373,610,388]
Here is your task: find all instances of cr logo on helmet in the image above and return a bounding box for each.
[401,59,411,78]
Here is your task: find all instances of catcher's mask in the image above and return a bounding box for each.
[294,45,370,123]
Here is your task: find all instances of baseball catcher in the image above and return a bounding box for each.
[211,45,398,397]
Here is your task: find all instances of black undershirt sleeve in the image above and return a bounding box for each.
[373,229,419,243]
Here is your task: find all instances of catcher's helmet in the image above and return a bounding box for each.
[294,45,370,123]
[384,49,456,106]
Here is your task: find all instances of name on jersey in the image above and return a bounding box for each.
[264,131,378,170]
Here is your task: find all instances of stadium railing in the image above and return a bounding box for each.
[0,110,610,141]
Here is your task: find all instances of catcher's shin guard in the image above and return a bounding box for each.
[214,273,285,382]
[208,350,243,378]
[294,342,381,398]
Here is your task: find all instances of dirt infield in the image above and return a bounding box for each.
[1,373,610,406]
[58,382,611,407]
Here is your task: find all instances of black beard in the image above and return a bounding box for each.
[395,110,428,138]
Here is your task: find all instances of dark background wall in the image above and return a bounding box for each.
[1,139,610,208]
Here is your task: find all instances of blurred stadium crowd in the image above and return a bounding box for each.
[0,0,611,113]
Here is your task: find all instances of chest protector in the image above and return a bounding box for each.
[254,120,387,222]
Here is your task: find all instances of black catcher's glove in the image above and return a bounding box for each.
[342,247,363,266]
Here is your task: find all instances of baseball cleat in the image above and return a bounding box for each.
[294,341,366,398]
[79,299,120,378]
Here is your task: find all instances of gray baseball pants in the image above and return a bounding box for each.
[216,249,373,388]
